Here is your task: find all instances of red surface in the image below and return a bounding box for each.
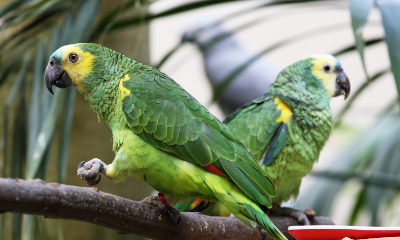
[288,226,400,240]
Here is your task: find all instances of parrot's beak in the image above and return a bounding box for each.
[44,57,74,95]
[333,67,350,100]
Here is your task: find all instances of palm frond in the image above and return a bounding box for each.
[376,0,400,96]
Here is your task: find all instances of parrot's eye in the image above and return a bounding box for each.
[68,53,79,63]
[323,64,332,73]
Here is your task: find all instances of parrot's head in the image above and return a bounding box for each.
[307,54,350,99]
[45,43,103,94]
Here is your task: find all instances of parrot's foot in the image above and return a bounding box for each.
[141,193,181,225]
[77,158,110,186]
[163,205,181,225]
[141,195,165,209]
[269,206,311,225]
[256,224,268,240]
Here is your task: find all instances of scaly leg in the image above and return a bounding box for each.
[269,205,311,225]
[77,158,110,186]
[256,224,268,240]
[141,193,181,225]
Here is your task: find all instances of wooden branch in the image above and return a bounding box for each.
[0,178,334,240]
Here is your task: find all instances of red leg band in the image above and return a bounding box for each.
[158,192,169,206]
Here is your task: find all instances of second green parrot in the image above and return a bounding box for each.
[175,54,350,220]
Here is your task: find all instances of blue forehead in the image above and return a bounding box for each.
[330,55,341,69]
[335,58,341,68]
[49,44,79,61]
[50,49,63,60]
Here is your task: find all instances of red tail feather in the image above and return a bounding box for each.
[203,164,227,178]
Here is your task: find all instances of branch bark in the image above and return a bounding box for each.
[0,178,334,240]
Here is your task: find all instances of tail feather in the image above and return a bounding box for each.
[244,204,287,240]
[174,198,212,213]
[174,198,232,216]
[174,199,197,212]
[203,178,287,240]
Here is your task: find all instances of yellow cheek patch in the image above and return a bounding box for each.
[310,55,337,99]
[274,97,292,123]
[60,45,94,92]
[119,74,131,99]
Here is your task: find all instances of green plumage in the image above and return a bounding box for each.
[49,43,286,240]
[176,55,344,216]
[121,69,276,205]
[226,91,332,203]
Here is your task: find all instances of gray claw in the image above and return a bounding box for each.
[164,205,181,225]
[77,161,86,170]
[93,174,101,185]
[270,206,311,225]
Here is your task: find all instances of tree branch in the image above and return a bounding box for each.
[0,178,334,240]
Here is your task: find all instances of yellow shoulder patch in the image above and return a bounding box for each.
[274,97,292,123]
[119,74,131,99]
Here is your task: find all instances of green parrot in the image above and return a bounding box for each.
[175,54,350,223]
[44,43,287,240]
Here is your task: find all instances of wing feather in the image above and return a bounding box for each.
[224,94,287,163]
[121,72,276,204]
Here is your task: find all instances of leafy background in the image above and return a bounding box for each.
[0,0,399,239]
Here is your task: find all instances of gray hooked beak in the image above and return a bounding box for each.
[44,57,74,94]
[333,67,350,100]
